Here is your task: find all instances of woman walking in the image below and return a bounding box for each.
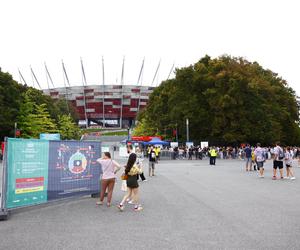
[96,152,121,207]
[284,147,296,180]
[136,148,147,182]
[117,153,143,212]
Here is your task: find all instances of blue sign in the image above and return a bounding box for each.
[40,133,61,140]
[47,141,102,200]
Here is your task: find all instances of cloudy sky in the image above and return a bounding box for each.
[1,0,299,94]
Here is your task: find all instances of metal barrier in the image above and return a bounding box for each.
[160,150,173,160]
[0,138,102,220]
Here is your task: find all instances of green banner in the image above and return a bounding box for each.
[6,139,49,208]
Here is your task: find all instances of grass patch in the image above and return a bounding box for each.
[102,131,128,136]
[81,128,102,133]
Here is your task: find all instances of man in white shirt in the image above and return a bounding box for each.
[273,142,284,180]
[254,143,265,178]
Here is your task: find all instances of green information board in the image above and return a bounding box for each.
[6,139,49,208]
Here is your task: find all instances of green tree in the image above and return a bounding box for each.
[54,98,79,122]
[0,69,27,140]
[136,55,300,145]
[0,69,80,140]
[17,94,36,138]
[18,97,58,139]
[25,88,78,122]
[132,118,158,136]
[58,114,80,140]
[26,104,58,138]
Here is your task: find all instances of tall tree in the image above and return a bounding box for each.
[136,55,300,145]
[29,103,58,138]
[0,69,27,139]
[18,103,58,138]
[17,93,36,138]
[58,114,80,140]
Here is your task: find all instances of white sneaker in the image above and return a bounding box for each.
[117,204,124,211]
[284,177,290,179]
[128,200,134,204]
[290,177,296,180]
[259,175,264,178]
[134,206,143,212]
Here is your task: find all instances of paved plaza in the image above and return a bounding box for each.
[1,158,300,250]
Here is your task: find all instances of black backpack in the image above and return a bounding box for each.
[278,148,284,160]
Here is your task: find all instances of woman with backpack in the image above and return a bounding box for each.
[148,146,156,176]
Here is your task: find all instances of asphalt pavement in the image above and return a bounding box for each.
[1,158,300,250]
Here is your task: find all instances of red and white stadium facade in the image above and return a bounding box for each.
[43,85,155,128]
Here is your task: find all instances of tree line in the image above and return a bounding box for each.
[134,55,300,146]
[0,69,79,141]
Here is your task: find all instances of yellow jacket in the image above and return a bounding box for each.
[209,149,217,157]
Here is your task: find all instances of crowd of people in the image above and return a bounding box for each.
[169,142,299,180]
[95,142,298,212]
[168,145,265,160]
[167,144,300,162]
[244,142,296,180]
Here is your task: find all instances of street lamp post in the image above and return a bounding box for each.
[186,118,189,142]
[127,126,130,141]
[14,123,17,138]
[176,123,178,142]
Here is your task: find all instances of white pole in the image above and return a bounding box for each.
[102,56,105,128]
[186,118,189,142]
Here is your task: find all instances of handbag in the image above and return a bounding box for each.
[121,173,128,180]
[121,180,127,192]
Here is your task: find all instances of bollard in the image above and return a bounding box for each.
[0,208,8,221]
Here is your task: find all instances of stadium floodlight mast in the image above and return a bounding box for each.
[62,60,71,87]
[151,59,161,86]
[44,62,55,89]
[30,66,42,89]
[61,60,70,114]
[119,56,125,129]
[101,56,105,128]
[80,57,88,129]
[167,62,175,80]
[18,69,27,86]
[136,57,145,115]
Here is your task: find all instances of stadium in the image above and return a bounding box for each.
[18,58,171,128]
[43,84,155,128]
